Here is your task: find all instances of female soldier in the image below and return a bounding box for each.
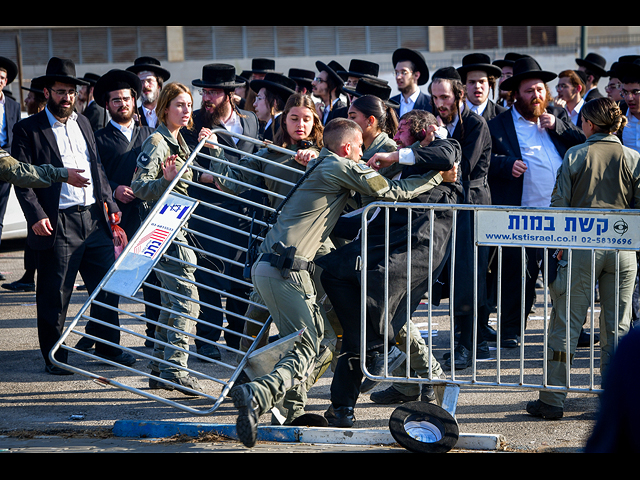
[131,82,203,396]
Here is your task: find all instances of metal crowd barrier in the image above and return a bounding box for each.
[50,129,305,416]
[359,202,640,407]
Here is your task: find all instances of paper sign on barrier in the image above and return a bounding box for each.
[103,194,198,297]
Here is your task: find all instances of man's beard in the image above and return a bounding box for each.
[141,88,158,106]
[438,106,456,126]
[201,99,230,127]
[516,95,549,121]
[108,106,134,125]
[47,97,75,119]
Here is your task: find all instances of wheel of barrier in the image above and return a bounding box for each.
[389,401,459,453]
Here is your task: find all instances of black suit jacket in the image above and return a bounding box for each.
[12,109,118,250]
[480,100,508,123]
[487,105,586,207]
[82,101,108,132]
[1,94,21,152]
[95,122,154,238]
[584,88,604,102]
[391,91,433,114]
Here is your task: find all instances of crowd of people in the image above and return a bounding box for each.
[1,45,639,450]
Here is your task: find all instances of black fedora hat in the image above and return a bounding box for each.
[246,58,280,75]
[392,48,429,86]
[337,59,380,80]
[22,76,45,95]
[432,66,462,83]
[499,57,557,92]
[126,56,171,82]
[315,60,345,87]
[78,72,101,86]
[613,58,640,83]
[93,69,143,109]
[250,72,297,103]
[342,77,399,108]
[493,52,529,69]
[0,56,18,85]
[457,53,502,81]
[608,55,640,78]
[576,52,607,77]
[192,64,246,90]
[288,68,315,91]
[40,57,89,86]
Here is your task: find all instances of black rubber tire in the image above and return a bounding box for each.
[389,401,459,453]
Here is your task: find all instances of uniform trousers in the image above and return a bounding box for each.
[540,249,636,408]
[247,259,324,422]
[36,203,121,366]
[150,233,200,380]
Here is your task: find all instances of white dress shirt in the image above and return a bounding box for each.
[142,105,158,129]
[45,107,96,209]
[399,89,421,118]
[221,109,244,144]
[512,107,563,207]
[110,118,134,142]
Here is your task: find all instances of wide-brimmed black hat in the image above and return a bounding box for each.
[0,56,18,85]
[493,52,529,69]
[457,53,502,81]
[192,64,246,90]
[288,68,315,91]
[392,48,430,86]
[614,58,640,83]
[78,72,101,86]
[576,52,608,77]
[246,58,280,76]
[337,59,380,80]
[40,57,89,86]
[432,66,462,83]
[21,76,45,95]
[126,56,171,82]
[93,69,143,108]
[342,77,399,108]
[315,60,345,87]
[608,55,640,78]
[250,72,297,103]
[499,57,557,92]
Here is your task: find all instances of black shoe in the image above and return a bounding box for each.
[360,345,406,394]
[480,324,497,342]
[526,399,563,420]
[324,405,355,428]
[444,344,472,370]
[2,281,35,292]
[477,340,491,360]
[74,336,95,353]
[370,386,419,405]
[421,372,446,403]
[45,364,73,376]
[197,345,222,361]
[96,351,136,367]
[230,384,260,448]
[577,329,599,348]
[501,335,520,349]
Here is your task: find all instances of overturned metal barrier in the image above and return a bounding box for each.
[50,129,305,416]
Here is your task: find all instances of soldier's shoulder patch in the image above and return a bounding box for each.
[354,162,375,174]
[137,152,152,167]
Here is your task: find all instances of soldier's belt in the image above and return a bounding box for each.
[262,253,315,276]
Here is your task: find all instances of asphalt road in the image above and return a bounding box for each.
[0,238,601,453]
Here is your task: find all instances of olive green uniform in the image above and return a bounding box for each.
[0,148,70,188]
[246,147,443,418]
[131,124,200,381]
[541,133,640,408]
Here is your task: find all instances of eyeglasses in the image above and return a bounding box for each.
[49,88,77,97]
[621,89,640,98]
[110,96,133,106]
[313,77,327,84]
[198,89,224,97]
[605,82,622,91]
[395,69,413,77]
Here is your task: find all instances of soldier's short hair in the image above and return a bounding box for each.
[323,118,362,154]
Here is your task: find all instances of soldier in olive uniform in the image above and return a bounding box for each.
[230,118,455,448]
